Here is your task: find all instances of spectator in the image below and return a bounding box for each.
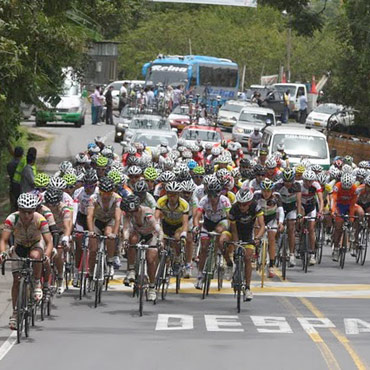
[20,149,37,193]
[7,146,24,212]
[146,87,155,107]
[282,89,290,123]
[172,85,183,109]
[91,86,103,125]
[298,91,308,124]
[105,86,114,125]
[118,82,128,113]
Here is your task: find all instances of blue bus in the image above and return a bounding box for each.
[142,55,239,103]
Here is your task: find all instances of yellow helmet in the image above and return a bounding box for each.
[295,164,306,174]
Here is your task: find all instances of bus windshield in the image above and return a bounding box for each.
[146,64,188,86]
[199,65,238,88]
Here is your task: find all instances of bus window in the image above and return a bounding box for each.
[199,65,238,88]
[189,66,197,87]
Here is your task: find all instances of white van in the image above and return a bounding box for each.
[273,83,308,118]
[261,125,330,169]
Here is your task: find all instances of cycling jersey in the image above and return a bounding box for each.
[356,185,370,209]
[195,184,206,202]
[229,201,263,242]
[253,190,284,224]
[88,192,121,223]
[141,193,157,210]
[73,187,98,215]
[198,195,231,223]
[4,212,49,248]
[47,202,72,231]
[266,168,282,182]
[274,180,301,213]
[37,204,57,230]
[299,180,322,213]
[156,195,189,226]
[249,178,262,192]
[123,206,159,240]
[331,182,358,216]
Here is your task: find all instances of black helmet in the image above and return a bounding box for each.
[120,195,141,212]
[84,169,98,184]
[133,179,148,194]
[44,188,63,205]
[98,176,115,192]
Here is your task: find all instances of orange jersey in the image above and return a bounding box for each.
[331,182,358,216]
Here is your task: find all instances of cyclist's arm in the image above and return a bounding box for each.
[42,232,53,258]
[296,191,303,215]
[180,213,189,237]
[112,206,121,236]
[331,189,338,215]
[193,208,203,228]
[0,229,11,254]
[317,190,324,214]
[229,221,239,242]
[86,205,95,233]
[154,209,163,222]
[255,214,265,240]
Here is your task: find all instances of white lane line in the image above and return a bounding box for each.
[0,332,16,361]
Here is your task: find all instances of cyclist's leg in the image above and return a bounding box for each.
[146,236,159,285]
[286,210,296,254]
[29,245,43,280]
[127,232,139,276]
[244,246,254,288]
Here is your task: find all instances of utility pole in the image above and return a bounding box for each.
[286,16,291,82]
[189,38,192,55]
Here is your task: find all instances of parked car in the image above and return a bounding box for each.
[128,129,178,151]
[305,103,354,130]
[123,114,173,142]
[36,77,86,128]
[216,100,255,130]
[167,105,191,131]
[232,107,276,146]
[114,106,138,142]
[103,80,145,110]
[180,125,224,147]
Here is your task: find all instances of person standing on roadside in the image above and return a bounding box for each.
[20,150,37,193]
[7,146,24,212]
[91,86,103,125]
[298,91,308,124]
[105,85,114,125]
[282,89,290,123]
[146,87,155,107]
[172,85,183,109]
[118,82,128,113]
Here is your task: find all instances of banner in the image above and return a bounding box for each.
[152,0,257,7]
[260,74,278,86]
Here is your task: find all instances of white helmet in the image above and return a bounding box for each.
[265,157,277,169]
[236,189,254,203]
[302,170,316,181]
[341,173,355,189]
[17,193,39,210]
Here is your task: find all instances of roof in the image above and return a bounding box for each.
[264,125,327,138]
[149,55,238,67]
[240,106,275,114]
[182,125,221,132]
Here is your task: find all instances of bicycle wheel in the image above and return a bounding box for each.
[217,255,223,291]
[16,278,26,343]
[316,222,324,264]
[361,228,368,265]
[79,253,85,300]
[340,234,347,269]
[175,272,181,294]
[281,234,287,280]
[202,273,209,300]
[261,240,267,288]
[304,233,309,274]
[139,261,145,317]
[275,236,282,268]
[235,259,242,313]
[94,258,101,308]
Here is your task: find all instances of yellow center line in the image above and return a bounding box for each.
[275,270,368,370]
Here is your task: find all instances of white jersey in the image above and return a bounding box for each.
[63,191,78,224]
[198,195,231,223]
[73,186,98,215]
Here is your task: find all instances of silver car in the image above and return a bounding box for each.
[232,107,276,145]
[217,100,257,130]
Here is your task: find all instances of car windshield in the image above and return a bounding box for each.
[146,64,188,86]
[130,118,169,130]
[221,103,244,113]
[172,105,189,115]
[274,85,297,97]
[272,133,328,159]
[134,134,177,148]
[314,104,340,114]
[120,106,136,118]
[239,112,274,124]
[182,129,221,142]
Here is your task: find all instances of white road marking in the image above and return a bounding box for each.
[297,317,336,335]
[344,319,370,335]
[204,315,244,332]
[250,316,293,334]
[155,314,193,331]
[0,332,16,361]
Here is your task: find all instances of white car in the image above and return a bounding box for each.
[306,103,354,130]
[217,100,256,130]
[128,129,178,151]
[103,80,145,109]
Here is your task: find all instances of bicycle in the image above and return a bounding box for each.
[155,237,173,301]
[63,239,75,292]
[73,230,90,300]
[132,241,150,316]
[335,214,357,269]
[276,223,289,280]
[92,235,109,308]
[296,216,317,273]
[315,216,325,264]
[40,250,57,320]
[2,256,44,343]
[356,213,369,265]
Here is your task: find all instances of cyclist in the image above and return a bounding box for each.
[299,170,324,264]
[229,189,265,301]
[87,177,121,278]
[143,167,158,194]
[44,188,73,294]
[133,180,156,210]
[96,155,109,179]
[192,177,232,288]
[294,163,306,181]
[126,165,143,191]
[121,195,162,301]
[248,165,266,192]
[265,157,282,182]
[154,171,176,200]
[253,178,284,278]
[0,193,53,330]
[155,182,189,274]
[192,166,205,186]
[63,173,77,197]
[247,128,262,154]
[274,168,303,267]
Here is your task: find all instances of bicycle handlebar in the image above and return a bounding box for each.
[2,257,45,275]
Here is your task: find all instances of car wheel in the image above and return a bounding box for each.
[75,116,84,128]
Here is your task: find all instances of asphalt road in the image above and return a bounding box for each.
[0,117,370,370]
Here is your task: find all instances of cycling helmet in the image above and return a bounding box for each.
[329,167,341,181]
[163,158,175,170]
[75,170,85,183]
[240,158,251,168]
[227,142,238,152]
[364,176,370,187]
[168,151,180,161]
[44,189,63,205]
[59,161,73,173]
[193,166,205,175]
[221,174,234,190]
[217,155,230,164]
[190,144,200,152]
[90,154,99,164]
[98,177,115,192]
[211,146,221,156]
[96,155,109,168]
[204,142,213,150]
[127,146,137,155]
[181,180,196,192]
[165,181,183,193]
[160,146,169,155]
[177,170,192,182]
[295,164,306,174]
[358,161,368,169]
[34,173,50,188]
[254,164,266,176]
[204,163,214,175]
[127,165,142,176]
[316,172,328,186]
[260,178,274,191]
[265,157,277,169]
[341,173,355,189]
[207,178,223,193]
[203,175,216,187]
[120,194,141,212]
[63,173,77,186]
[144,167,158,181]
[75,152,90,164]
[259,148,268,156]
[49,176,67,190]
[133,179,148,193]
[159,171,176,183]
[241,168,255,180]
[302,170,317,181]
[84,169,98,184]
[334,158,343,168]
[216,168,230,179]
[311,164,323,173]
[221,140,228,149]
[88,144,100,155]
[231,168,241,178]
[343,155,353,165]
[356,168,368,180]
[17,193,39,210]
[282,168,295,182]
[94,136,105,145]
[277,143,284,151]
[187,159,197,170]
[342,164,353,174]
[127,156,140,167]
[107,170,122,185]
[301,159,311,168]
[182,150,192,159]
[101,147,114,159]
[236,189,254,203]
